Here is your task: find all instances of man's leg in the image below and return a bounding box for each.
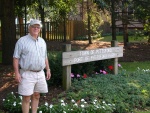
[22,96,31,113]
[31,92,40,113]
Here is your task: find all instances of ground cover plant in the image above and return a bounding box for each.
[2,66,150,113]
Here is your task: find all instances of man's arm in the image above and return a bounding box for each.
[13,58,21,83]
[45,58,51,80]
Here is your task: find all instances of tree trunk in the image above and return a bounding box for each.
[111,1,116,41]
[39,6,46,40]
[0,0,2,44]
[148,32,150,44]
[18,17,24,37]
[122,0,128,47]
[87,0,92,44]
[63,18,67,42]
[1,0,16,65]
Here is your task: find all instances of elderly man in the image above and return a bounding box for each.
[13,19,51,113]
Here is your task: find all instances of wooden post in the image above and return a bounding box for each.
[111,40,118,75]
[62,44,71,90]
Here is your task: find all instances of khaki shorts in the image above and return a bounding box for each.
[18,69,48,96]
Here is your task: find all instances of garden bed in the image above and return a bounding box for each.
[0,41,150,110]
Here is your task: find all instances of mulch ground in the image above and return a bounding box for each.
[0,41,150,110]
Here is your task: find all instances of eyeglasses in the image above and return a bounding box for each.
[31,26,41,29]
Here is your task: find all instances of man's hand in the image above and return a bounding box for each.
[15,73,21,83]
[46,70,51,80]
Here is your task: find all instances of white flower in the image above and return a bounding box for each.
[3,99,5,101]
[94,99,97,102]
[74,103,78,106]
[49,104,53,108]
[112,104,115,106]
[19,96,22,100]
[63,111,66,113]
[60,100,64,103]
[61,103,66,106]
[93,102,96,105]
[71,99,75,103]
[45,102,48,106]
[81,104,84,108]
[108,103,111,106]
[95,105,99,108]
[81,99,85,102]
[11,92,14,95]
[102,101,106,104]
[13,102,16,106]
[102,106,105,109]
[39,111,42,113]
[84,101,87,104]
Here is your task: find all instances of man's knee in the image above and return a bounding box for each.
[32,92,40,100]
[23,96,31,103]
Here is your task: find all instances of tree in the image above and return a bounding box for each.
[94,0,139,46]
[94,0,120,41]
[83,0,107,44]
[122,0,129,46]
[17,0,82,41]
[132,0,150,43]
[1,0,16,64]
[54,0,82,42]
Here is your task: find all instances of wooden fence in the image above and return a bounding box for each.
[16,20,88,41]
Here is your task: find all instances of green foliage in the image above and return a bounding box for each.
[83,5,104,38]
[101,35,148,42]
[47,51,113,86]
[47,51,62,86]
[2,66,150,112]
[71,59,114,77]
[3,94,115,113]
[72,62,95,76]
[132,0,150,32]
[93,0,109,11]
[54,0,81,18]
[61,68,150,112]
[94,59,113,72]
[2,92,22,113]
[14,0,82,21]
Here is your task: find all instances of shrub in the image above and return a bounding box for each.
[2,92,22,113]
[60,68,150,112]
[47,51,113,86]
[47,52,62,86]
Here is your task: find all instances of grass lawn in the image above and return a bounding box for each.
[121,61,150,72]
[100,35,148,42]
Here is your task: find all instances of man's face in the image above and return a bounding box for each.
[29,24,41,37]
